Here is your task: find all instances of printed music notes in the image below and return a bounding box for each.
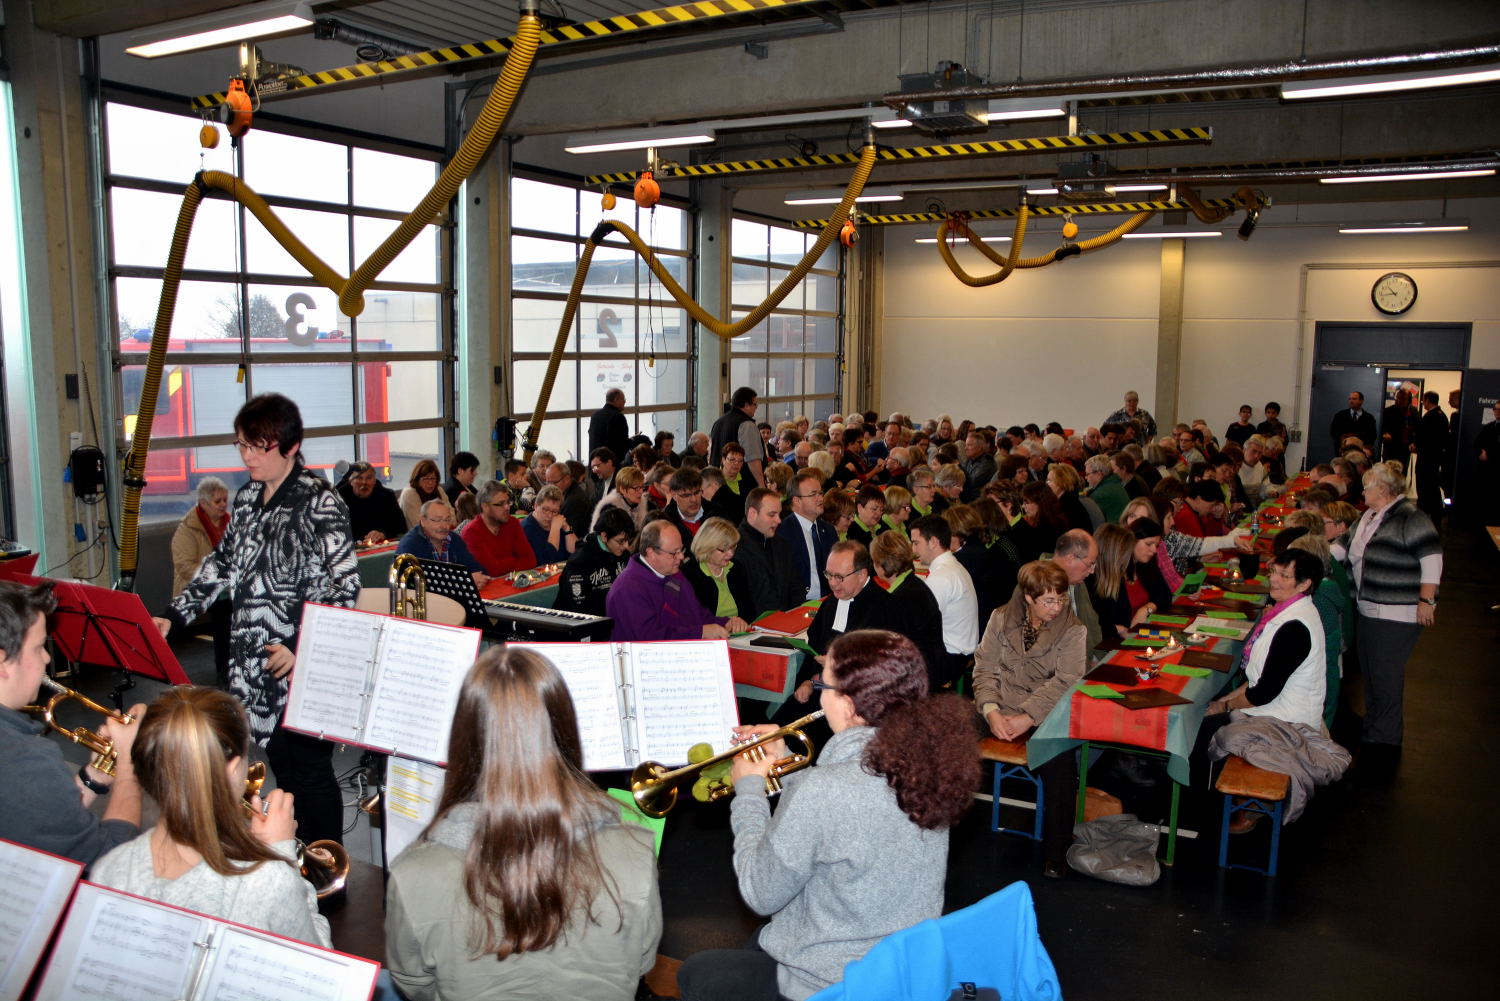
[512,640,741,770]
[35,883,377,1001]
[282,602,481,765]
[0,839,83,1001]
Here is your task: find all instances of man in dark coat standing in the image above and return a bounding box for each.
[1414,390,1449,524]
[1330,390,1378,459]
[587,387,630,461]
[1381,388,1418,468]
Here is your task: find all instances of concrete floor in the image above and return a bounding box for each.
[45,522,1495,999]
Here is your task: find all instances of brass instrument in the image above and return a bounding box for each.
[389,553,426,619]
[26,676,133,776]
[243,761,351,898]
[630,710,825,818]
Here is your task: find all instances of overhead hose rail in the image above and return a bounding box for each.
[116,7,543,590]
[522,140,879,460]
[935,204,1156,287]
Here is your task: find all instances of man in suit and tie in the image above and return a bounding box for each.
[776,469,836,603]
[1414,390,1450,523]
[1330,390,1378,459]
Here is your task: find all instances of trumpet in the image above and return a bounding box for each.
[26,677,133,776]
[630,710,825,818]
[242,761,351,898]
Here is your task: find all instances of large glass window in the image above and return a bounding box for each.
[510,176,692,461]
[104,101,449,520]
[728,219,842,428]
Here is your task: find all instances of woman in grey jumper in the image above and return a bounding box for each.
[678,631,980,1001]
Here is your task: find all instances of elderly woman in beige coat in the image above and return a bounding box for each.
[170,476,231,685]
[972,559,1088,879]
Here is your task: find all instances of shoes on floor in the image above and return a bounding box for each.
[1042,859,1068,879]
[1228,801,1262,835]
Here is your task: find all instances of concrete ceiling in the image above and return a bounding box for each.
[63,0,1500,224]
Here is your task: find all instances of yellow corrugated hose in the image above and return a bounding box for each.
[116,11,543,587]
[935,206,1156,286]
[522,141,879,460]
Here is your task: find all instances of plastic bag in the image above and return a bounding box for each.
[1066,813,1161,886]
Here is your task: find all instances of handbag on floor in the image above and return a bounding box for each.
[1067,813,1161,886]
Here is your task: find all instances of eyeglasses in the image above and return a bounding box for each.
[654,547,685,557]
[1268,568,1297,581]
[823,568,867,584]
[1034,595,1068,608]
[793,492,821,500]
[234,439,277,454]
[809,678,841,694]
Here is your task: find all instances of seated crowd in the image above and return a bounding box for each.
[86,384,1428,1001]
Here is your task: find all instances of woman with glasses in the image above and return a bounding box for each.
[676,631,978,1001]
[554,507,634,622]
[972,560,1088,878]
[681,517,754,634]
[154,394,359,850]
[592,465,651,532]
[399,457,450,530]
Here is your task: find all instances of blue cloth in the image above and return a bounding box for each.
[394,525,483,574]
[808,882,1061,1001]
[776,514,837,603]
[522,513,572,564]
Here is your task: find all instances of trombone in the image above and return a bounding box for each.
[630,710,825,818]
[242,761,350,898]
[26,676,133,776]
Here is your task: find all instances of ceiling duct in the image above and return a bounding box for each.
[312,17,427,60]
[898,62,988,135]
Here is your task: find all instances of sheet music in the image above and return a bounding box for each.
[283,604,380,741]
[511,643,630,771]
[384,756,447,863]
[365,619,479,764]
[0,840,82,1001]
[196,925,377,1001]
[628,641,740,766]
[36,883,202,1001]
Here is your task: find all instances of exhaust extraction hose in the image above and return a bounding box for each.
[522,141,879,459]
[116,9,543,588]
[935,206,1156,287]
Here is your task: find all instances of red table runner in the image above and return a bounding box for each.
[1068,649,1192,750]
[480,571,561,602]
[729,647,790,692]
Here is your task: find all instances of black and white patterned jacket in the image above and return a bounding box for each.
[165,463,359,743]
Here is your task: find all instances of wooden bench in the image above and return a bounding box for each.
[979,737,1042,842]
[1215,754,1290,876]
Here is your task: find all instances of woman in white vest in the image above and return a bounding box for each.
[1205,549,1330,832]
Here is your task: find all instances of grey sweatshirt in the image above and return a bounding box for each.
[730,725,949,1000]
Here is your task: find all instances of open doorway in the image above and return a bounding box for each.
[1385,369,1462,522]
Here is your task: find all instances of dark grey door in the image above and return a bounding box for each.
[1308,364,1387,467]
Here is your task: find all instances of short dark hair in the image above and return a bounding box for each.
[731,386,758,410]
[449,451,479,476]
[0,581,56,660]
[855,484,885,509]
[1264,402,1281,414]
[234,393,303,455]
[504,459,527,475]
[720,441,745,458]
[829,539,873,574]
[589,447,616,465]
[591,505,635,539]
[668,467,703,493]
[605,387,626,406]
[1272,548,1324,592]
[746,486,780,513]
[1188,481,1224,504]
[1422,391,1440,406]
[909,514,951,549]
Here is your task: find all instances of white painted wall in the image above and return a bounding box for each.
[879,198,1500,471]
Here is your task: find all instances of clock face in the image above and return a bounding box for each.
[1372,272,1417,315]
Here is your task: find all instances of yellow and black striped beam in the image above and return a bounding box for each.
[191,0,831,111]
[791,197,1245,228]
[585,126,1214,185]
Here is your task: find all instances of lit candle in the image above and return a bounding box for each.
[1144,647,1155,659]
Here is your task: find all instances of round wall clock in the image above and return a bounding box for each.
[1372,272,1417,315]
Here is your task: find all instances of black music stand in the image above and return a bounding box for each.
[43,578,191,710]
[415,558,489,629]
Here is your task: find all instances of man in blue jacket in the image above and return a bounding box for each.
[397,499,489,588]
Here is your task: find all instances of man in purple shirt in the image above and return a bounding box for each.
[606,520,748,641]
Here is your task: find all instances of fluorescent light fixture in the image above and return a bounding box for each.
[982,98,1067,122]
[784,188,904,205]
[1338,220,1469,234]
[914,235,1012,244]
[1110,183,1170,193]
[126,1,313,58]
[564,128,715,154]
[871,117,914,129]
[1024,186,1059,196]
[1320,168,1495,184]
[1282,62,1500,100]
[1122,229,1223,239]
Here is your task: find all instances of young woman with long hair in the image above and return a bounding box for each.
[677,630,980,1001]
[385,647,661,1000]
[1090,519,1175,638]
[89,687,330,946]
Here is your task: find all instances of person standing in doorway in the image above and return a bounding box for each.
[1413,391,1450,524]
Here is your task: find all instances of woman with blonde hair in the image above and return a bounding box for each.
[593,464,650,532]
[386,647,662,999]
[681,517,754,633]
[880,485,913,538]
[90,687,330,946]
[399,458,450,529]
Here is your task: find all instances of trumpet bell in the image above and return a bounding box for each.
[629,762,678,819]
[241,760,350,898]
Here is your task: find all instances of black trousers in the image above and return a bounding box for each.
[1037,752,1078,866]
[265,724,345,846]
[678,935,790,1001]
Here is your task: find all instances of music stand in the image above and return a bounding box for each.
[40,577,191,709]
[415,558,489,629]
[0,553,39,578]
